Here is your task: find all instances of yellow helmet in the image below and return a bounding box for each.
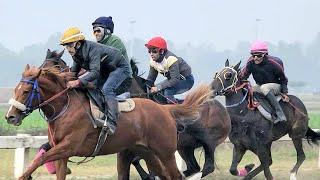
[60,27,85,45]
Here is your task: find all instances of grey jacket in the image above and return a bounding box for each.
[71,40,132,86]
[146,50,192,91]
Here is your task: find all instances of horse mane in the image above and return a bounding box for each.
[40,67,67,87]
[169,84,212,120]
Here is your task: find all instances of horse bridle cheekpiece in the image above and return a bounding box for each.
[8,78,41,115]
[214,67,238,94]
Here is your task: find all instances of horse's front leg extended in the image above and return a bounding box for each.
[55,158,69,180]
[18,141,73,180]
[229,144,246,176]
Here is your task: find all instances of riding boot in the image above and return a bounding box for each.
[266,91,287,123]
[104,97,119,135]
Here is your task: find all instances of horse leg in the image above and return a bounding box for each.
[245,144,273,180]
[178,148,200,177]
[229,145,246,176]
[290,138,306,180]
[117,151,135,180]
[142,151,169,180]
[132,155,155,180]
[55,158,68,180]
[158,153,183,180]
[18,141,72,180]
[201,144,215,178]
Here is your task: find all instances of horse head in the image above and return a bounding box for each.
[40,49,68,71]
[211,59,241,96]
[5,64,67,125]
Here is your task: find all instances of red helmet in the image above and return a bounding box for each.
[145,36,167,50]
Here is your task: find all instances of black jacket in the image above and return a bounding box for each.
[240,55,288,93]
[71,40,132,86]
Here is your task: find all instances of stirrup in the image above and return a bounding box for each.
[103,121,116,135]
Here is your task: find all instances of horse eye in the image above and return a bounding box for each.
[224,72,232,80]
[23,90,30,93]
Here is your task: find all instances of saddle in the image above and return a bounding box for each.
[86,89,135,127]
[253,92,283,122]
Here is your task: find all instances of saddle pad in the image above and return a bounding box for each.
[89,98,135,121]
[254,92,282,122]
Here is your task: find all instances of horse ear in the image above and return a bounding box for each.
[57,50,64,58]
[46,49,52,59]
[233,61,241,71]
[36,68,42,78]
[225,59,230,67]
[25,64,30,71]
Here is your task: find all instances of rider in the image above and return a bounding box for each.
[60,27,133,134]
[91,16,129,61]
[240,41,289,123]
[145,36,194,104]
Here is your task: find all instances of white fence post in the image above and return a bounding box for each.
[318,147,320,169]
[14,134,31,179]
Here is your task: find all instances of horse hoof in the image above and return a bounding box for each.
[67,167,72,174]
[201,165,215,177]
[187,172,202,180]
[245,164,255,172]
[183,169,199,177]
[290,172,297,180]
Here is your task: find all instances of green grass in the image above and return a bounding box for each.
[0,109,47,135]
[309,113,320,129]
[1,142,320,179]
[0,107,319,135]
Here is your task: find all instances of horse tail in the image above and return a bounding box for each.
[305,127,320,145]
[168,84,212,121]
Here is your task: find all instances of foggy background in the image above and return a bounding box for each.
[1,0,319,93]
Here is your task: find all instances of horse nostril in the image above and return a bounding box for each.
[6,115,16,122]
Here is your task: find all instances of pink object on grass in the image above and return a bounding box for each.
[237,168,248,176]
[35,148,56,174]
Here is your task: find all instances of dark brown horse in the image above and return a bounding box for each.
[211,60,320,180]
[5,65,211,180]
[124,60,231,179]
[40,50,231,178]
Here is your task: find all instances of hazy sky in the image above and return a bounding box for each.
[0,0,319,52]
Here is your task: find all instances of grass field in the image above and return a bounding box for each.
[0,141,319,179]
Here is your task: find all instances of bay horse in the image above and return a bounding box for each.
[211,59,320,180]
[40,50,231,179]
[124,60,231,179]
[5,64,211,180]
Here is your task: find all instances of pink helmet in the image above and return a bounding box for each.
[250,41,268,53]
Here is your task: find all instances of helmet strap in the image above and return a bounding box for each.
[75,41,82,50]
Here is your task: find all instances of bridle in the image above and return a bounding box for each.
[8,77,70,121]
[214,67,238,95]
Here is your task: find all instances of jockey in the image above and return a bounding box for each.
[145,36,194,104]
[240,41,289,123]
[60,27,133,134]
[91,16,129,61]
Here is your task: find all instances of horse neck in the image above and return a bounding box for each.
[38,75,69,118]
[225,89,249,114]
[128,76,145,96]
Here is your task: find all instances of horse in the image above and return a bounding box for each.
[125,60,231,179]
[39,50,231,179]
[5,64,212,180]
[210,59,320,180]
